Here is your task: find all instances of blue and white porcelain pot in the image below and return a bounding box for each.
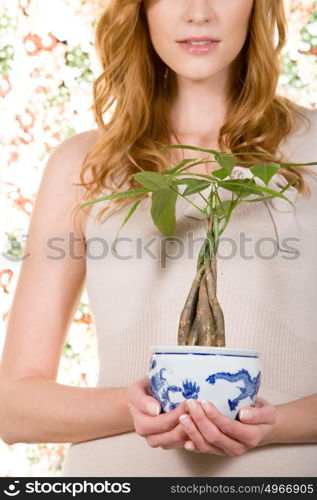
[149,345,261,419]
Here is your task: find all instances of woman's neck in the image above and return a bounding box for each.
[169,71,229,138]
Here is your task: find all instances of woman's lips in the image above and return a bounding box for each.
[177,41,219,55]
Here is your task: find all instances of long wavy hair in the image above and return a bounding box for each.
[74,0,314,224]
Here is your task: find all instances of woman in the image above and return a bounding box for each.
[0,0,316,477]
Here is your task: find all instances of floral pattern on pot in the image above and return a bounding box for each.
[149,348,262,418]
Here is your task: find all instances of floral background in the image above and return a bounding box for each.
[0,0,316,477]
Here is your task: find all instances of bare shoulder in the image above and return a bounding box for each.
[51,129,100,163]
[47,129,100,180]
[42,129,101,236]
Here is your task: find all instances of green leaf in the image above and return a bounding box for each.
[151,184,178,236]
[212,168,229,180]
[219,179,264,197]
[164,158,196,175]
[219,179,296,208]
[79,188,149,209]
[174,178,195,186]
[183,179,211,196]
[216,153,236,173]
[241,177,297,203]
[243,182,296,208]
[242,195,280,203]
[175,172,216,181]
[250,163,280,185]
[174,176,212,186]
[133,171,171,191]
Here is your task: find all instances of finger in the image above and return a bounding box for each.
[134,401,188,437]
[179,414,228,455]
[129,377,161,416]
[238,399,277,425]
[186,400,246,456]
[254,397,267,408]
[146,423,188,450]
[200,400,259,445]
[184,440,199,452]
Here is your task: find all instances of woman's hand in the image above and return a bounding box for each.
[127,376,189,450]
[179,397,277,455]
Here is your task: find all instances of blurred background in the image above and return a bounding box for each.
[0,0,316,477]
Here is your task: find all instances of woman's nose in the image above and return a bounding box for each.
[182,0,216,24]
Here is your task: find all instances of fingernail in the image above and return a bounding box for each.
[186,399,198,412]
[201,400,211,411]
[239,409,251,421]
[179,414,190,426]
[185,442,195,451]
[147,402,160,416]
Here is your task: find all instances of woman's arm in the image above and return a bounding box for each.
[260,394,317,446]
[0,377,133,445]
[0,131,133,445]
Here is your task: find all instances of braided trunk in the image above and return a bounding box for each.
[177,217,225,347]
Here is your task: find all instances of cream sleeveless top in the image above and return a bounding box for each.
[61,106,317,477]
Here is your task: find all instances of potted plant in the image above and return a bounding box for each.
[79,145,316,418]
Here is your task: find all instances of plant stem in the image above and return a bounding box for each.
[169,185,206,216]
[177,265,205,345]
[218,192,243,237]
[188,314,199,345]
[204,257,225,347]
[197,274,217,346]
[177,158,218,175]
